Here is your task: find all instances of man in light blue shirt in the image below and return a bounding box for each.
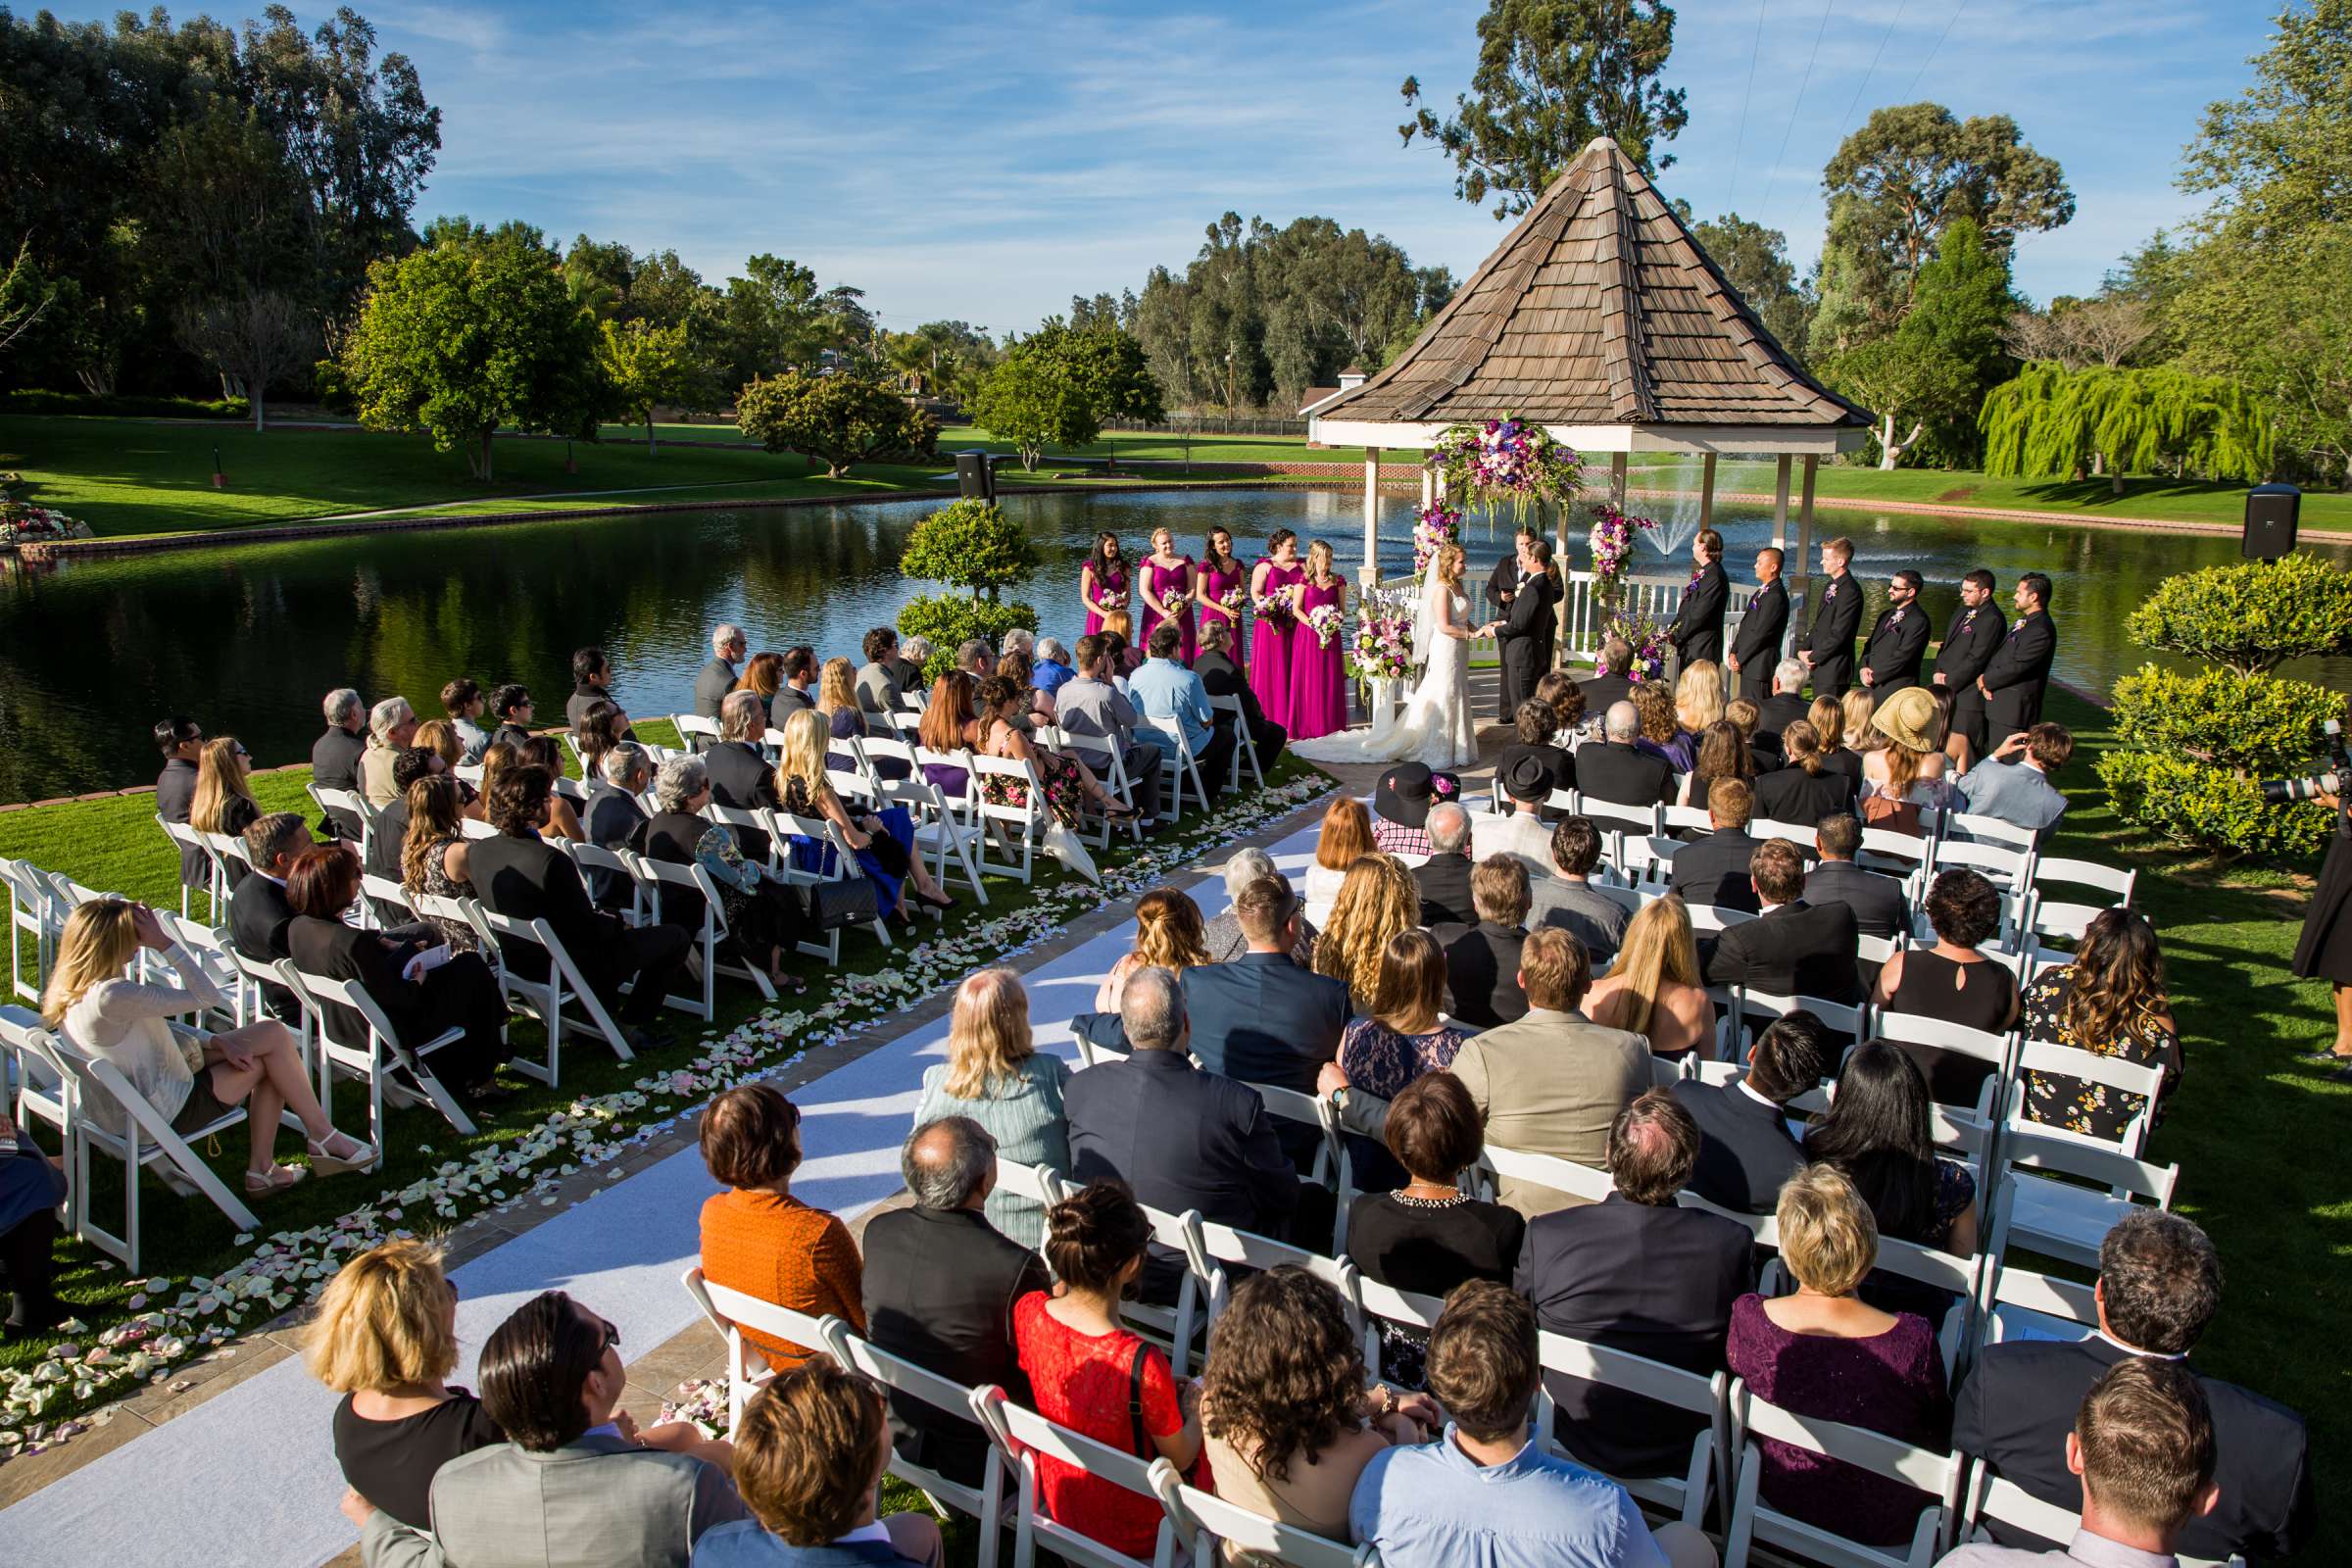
[1123,622,1235,796]
[1954,722,2073,844]
[1349,1281,1713,1568]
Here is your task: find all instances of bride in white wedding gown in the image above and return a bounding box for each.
[1292,543,1483,770]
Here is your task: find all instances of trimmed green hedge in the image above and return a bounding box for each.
[2098,664,2340,858]
[899,595,1038,683]
[3,389,250,419]
[2124,555,2352,677]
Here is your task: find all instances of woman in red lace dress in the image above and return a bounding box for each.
[1012,1182,1206,1558]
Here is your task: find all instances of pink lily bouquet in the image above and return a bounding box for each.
[1347,589,1416,680]
[1217,583,1248,616]
[1411,500,1463,578]
[1098,588,1129,612]
[1432,416,1584,521]
[1306,602,1346,649]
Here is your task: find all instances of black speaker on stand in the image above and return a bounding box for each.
[2244,482,2301,559]
[955,450,997,503]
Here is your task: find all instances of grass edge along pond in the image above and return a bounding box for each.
[8,413,2352,541]
[0,690,2346,1558]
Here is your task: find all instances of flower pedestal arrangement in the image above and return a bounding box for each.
[1348,587,1417,722]
[1587,499,1667,682]
[0,474,93,550]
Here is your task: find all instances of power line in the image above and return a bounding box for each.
[1758,0,1838,213]
[1724,0,1771,215]
[1834,0,1909,144]
[1905,0,1968,101]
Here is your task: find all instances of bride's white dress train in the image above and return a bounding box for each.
[1291,578,1477,771]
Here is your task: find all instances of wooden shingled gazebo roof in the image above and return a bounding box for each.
[1310,136,1872,455]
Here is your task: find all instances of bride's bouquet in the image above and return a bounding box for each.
[1252,582,1298,627]
[1306,603,1345,649]
[1347,590,1415,680]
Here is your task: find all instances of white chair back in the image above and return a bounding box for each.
[681,1267,838,1436]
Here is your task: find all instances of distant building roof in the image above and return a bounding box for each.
[1313,136,1870,434]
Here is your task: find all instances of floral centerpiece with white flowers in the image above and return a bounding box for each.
[1347,588,1417,680]
[1431,416,1583,521]
[1608,612,1673,685]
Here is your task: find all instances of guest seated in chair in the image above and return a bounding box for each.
[1671,1011,1828,1213]
[1183,876,1350,1115]
[1582,894,1715,1061]
[1527,816,1631,970]
[911,968,1070,1250]
[1370,761,1455,858]
[1578,701,1676,808]
[1200,846,1316,963]
[1496,698,1575,806]
[698,1084,864,1371]
[1702,838,1863,1005]
[230,809,314,1025]
[1668,777,1765,913]
[775,708,956,920]
[1310,852,1421,1011]
[44,898,375,1197]
[1412,801,1477,926]
[285,843,514,1105]
[641,756,808,996]
[1432,856,1534,1031]
[1196,617,1286,771]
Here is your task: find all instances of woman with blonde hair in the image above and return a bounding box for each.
[773,708,953,918]
[1581,894,1714,1059]
[310,1240,502,1532]
[1096,888,1211,1010]
[912,967,1070,1248]
[814,653,906,779]
[1671,662,1725,767]
[42,898,372,1193]
[1809,694,1864,789]
[1305,797,1373,923]
[1843,687,1884,754]
[189,736,259,840]
[1311,853,1419,1008]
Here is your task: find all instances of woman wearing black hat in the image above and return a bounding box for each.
[1369,761,1461,859]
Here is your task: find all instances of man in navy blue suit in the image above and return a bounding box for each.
[1182,876,1350,1100]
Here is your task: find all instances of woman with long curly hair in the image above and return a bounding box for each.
[1311,853,1419,1009]
[1679,718,1757,808]
[2021,908,2180,1145]
[1200,1265,1436,1558]
[1095,888,1211,1011]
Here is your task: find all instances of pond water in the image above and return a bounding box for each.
[1,486,2347,805]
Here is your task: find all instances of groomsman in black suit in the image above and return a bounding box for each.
[1727,547,1788,705]
[1668,527,1729,674]
[1857,568,1930,704]
[1933,569,2005,757]
[1980,570,2058,741]
[1799,537,1864,698]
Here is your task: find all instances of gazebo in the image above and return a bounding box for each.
[1308,135,1873,642]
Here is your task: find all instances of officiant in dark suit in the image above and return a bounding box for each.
[1669,527,1729,674]
[1493,534,1560,723]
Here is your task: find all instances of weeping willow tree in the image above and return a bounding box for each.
[1981,363,2275,493]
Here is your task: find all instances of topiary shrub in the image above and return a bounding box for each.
[2097,665,2339,858]
[2124,554,2352,678]
[898,499,1041,600]
[2098,555,2352,858]
[897,595,1038,683]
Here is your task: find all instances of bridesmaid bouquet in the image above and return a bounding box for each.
[1217,583,1247,616]
[1347,591,1415,680]
[1252,583,1298,626]
[1306,603,1346,649]
[1098,588,1129,612]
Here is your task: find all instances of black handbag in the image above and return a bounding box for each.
[805,875,880,931]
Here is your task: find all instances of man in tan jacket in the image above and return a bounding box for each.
[1449,926,1648,1217]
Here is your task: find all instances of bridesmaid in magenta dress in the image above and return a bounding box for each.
[1249,528,1302,730]
[1286,539,1348,740]
[1195,526,1249,666]
[1080,532,1130,638]
[1138,526,1198,664]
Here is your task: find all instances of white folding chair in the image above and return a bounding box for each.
[773,808,894,956]
[629,852,776,1019]
[50,1041,269,1270]
[2004,1039,2167,1160]
[1749,815,1820,845]
[1576,793,1667,868]
[970,1385,1187,1568]
[1872,1010,2015,1138]
[1,858,55,1004]
[1928,837,2031,895]
[1986,1129,2180,1271]
[967,753,1044,884]
[1723,1377,1964,1568]
[2023,857,2137,944]
[285,966,475,1153]
[1208,694,1265,790]
[1471,1141,1617,1210]
[1662,803,1714,835]
[157,816,219,923]
[1956,1462,2249,1568]
[1943,810,2039,855]
[669,713,723,754]
[1151,1464,1373,1568]
[468,905,637,1084]
[680,1266,838,1437]
[1538,1329,1732,1531]
[1043,726,1143,850]
[1142,714,1213,822]
[821,1321,1007,1568]
[868,751,991,905]
[1972,1254,2098,1356]
[308,783,374,860]
[1854,823,1932,876]
[0,1006,76,1233]
[1191,1214,1364,1340]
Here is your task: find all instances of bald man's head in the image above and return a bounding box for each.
[903,1115,996,1210]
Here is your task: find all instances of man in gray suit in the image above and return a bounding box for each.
[856,626,906,718]
[353,1290,748,1567]
[1053,633,1163,824]
[694,623,746,720]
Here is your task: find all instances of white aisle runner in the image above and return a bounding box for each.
[1,828,1321,1566]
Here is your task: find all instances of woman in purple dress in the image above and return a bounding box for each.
[1286,539,1348,741]
[1138,526,1198,664]
[1079,532,1129,638]
[1195,526,1249,666]
[1249,528,1302,730]
[1726,1164,1950,1548]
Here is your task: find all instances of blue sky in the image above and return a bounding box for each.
[76,1,2282,333]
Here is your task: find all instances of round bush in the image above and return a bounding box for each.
[2101,663,2341,858]
[897,594,1039,683]
[2125,554,2352,678]
[898,499,1041,598]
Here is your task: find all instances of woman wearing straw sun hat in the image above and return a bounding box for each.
[1860,686,1952,837]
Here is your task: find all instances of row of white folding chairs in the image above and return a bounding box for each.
[682,1266,1380,1568]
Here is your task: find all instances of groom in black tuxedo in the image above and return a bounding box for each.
[1494,534,1559,722]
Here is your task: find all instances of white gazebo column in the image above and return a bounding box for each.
[1796,454,1819,570]
[1610,452,1629,506]
[1698,453,1717,527]
[1770,453,1792,548]
[1361,446,1383,590]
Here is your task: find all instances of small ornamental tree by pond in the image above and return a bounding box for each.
[736,370,938,479]
[897,498,1041,680]
[2098,555,2352,858]
[968,319,1163,470]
